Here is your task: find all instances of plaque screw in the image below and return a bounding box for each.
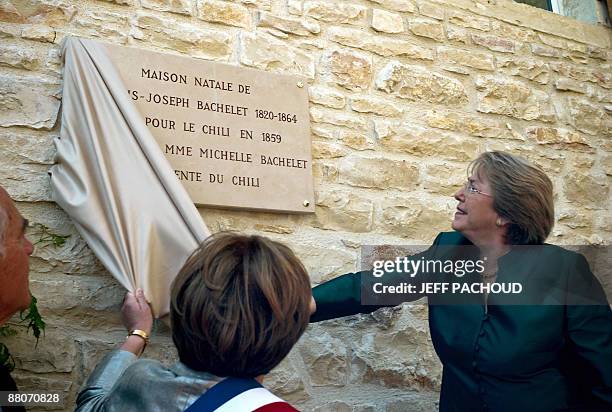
[297,81,304,88]
[303,200,310,207]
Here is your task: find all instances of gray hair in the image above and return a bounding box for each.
[0,205,7,258]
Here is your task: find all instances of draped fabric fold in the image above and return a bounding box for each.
[50,37,210,317]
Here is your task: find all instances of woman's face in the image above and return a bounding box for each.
[452,171,500,244]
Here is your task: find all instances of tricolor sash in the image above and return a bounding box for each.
[185,377,298,412]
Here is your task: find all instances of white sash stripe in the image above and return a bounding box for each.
[213,387,285,412]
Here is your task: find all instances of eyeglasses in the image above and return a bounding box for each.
[464,181,492,197]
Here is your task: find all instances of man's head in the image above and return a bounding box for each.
[0,186,34,325]
[170,232,312,378]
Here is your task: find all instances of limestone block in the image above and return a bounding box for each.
[437,46,494,72]
[310,107,368,130]
[524,126,590,150]
[321,48,372,91]
[313,188,374,233]
[338,155,420,191]
[328,26,433,60]
[496,56,550,85]
[287,0,301,15]
[563,171,609,209]
[287,238,357,284]
[602,153,612,176]
[350,96,402,117]
[550,62,611,90]
[240,32,315,78]
[69,8,130,43]
[350,306,441,388]
[531,43,559,58]
[374,121,479,162]
[370,0,417,13]
[471,33,515,53]
[311,125,336,139]
[29,275,125,329]
[408,18,444,42]
[490,21,535,43]
[142,0,193,16]
[266,357,309,404]
[257,11,320,36]
[425,110,501,138]
[475,76,555,122]
[0,43,40,70]
[312,141,348,159]
[303,1,366,25]
[313,402,376,412]
[197,0,251,28]
[537,33,570,50]
[0,75,59,130]
[371,8,404,34]
[0,131,55,201]
[379,197,451,240]
[309,85,346,109]
[8,200,105,276]
[445,24,469,44]
[0,130,55,166]
[0,1,76,26]
[133,13,232,60]
[75,337,121,382]
[567,97,606,136]
[587,46,608,61]
[239,0,271,10]
[562,50,589,65]
[416,1,443,19]
[339,130,377,151]
[385,393,441,412]
[2,327,76,373]
[312,160,339,186]
[20,24,56,42]
[376,61,468,106]
[0,24,20,38]
[557,210,594,232]
[447,9,489,31]
[299,331,348,386]
[423,163,464,196]
[554,78,585,94]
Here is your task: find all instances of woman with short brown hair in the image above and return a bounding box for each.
[76,232,312,412]
[171,232,312,378]
[312,150,612,412]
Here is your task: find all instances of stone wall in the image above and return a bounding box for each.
[0,0,610,410]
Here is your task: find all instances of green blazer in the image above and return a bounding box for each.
[311,232,612,412]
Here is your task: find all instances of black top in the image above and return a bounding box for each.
[311,231,612,412]
[0,364,25,412]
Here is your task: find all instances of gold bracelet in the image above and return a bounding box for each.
[127,329,150,345]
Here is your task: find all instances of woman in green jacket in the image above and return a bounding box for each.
[311,151,612,412]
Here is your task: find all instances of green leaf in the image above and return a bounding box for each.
[20,295,46,345]
[32,224,70,248]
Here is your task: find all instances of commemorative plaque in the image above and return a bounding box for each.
[103,42,314,213]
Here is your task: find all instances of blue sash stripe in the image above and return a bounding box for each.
[185,377,263,412]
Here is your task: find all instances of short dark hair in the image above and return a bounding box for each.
[170,232,311,377]
[469,151,554,245]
